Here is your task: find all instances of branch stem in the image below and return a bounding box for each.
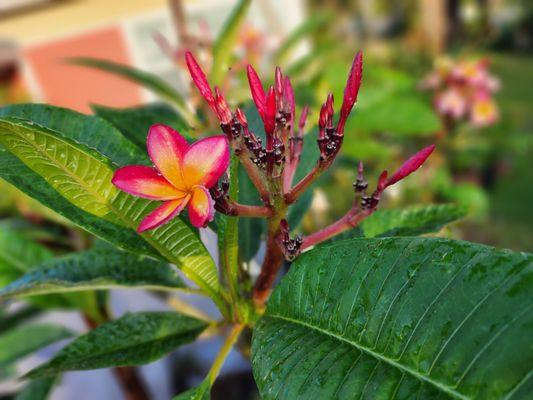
[285,161,324,203]
[301,207,373,250]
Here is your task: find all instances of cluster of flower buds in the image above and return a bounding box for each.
[184,49,363,189]
[420,57,500,128]
[278,219,302,261]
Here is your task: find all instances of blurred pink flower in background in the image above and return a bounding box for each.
[422,57,500,128]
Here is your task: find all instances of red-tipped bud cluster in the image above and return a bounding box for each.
[278,219,302,261]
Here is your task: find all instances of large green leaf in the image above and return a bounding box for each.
[0,104,147,167]
[69,58,194,124]
[210,0,251,85]
[252,237,532,399]
[0,117,222,305]
[91,103,188,150]
[0,324,71,379]
[15,377,57,400]
[361,204,467,238]
[27,312,207,378]
[0,248,185,300]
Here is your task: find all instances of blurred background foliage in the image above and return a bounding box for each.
[0,0,532,398]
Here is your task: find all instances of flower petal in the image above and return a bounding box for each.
[147,124,188,189]
[182,135,230,188]
[188,186,214,228]
[112,166,185,200]
[138,196,190,232]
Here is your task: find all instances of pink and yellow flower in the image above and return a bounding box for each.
[112,124,230,231]
[470,91,499,127]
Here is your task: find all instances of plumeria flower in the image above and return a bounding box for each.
[112,124,230,231]
[470,91,499,127]
[435,88,467,120]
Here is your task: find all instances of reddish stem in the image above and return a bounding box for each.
[285,162,323,203]
[232,203,273,218]
[252,220,285,305]
[301,207,373,250]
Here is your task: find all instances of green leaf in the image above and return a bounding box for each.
[0,324,71,380]
[0,117,222,305]
[0,307,41,335]
[252,237,533,400]
[69,58,194,124]
[210,0,251,85]
[0,248,185,300]
[15,377,57,400]
[0,104,148,167]
[361,204,467,238]
[173,380,210,400]
[0,226,53,285]
[91,103,189,150]
[27,312,207,378]
[352,94,441,136]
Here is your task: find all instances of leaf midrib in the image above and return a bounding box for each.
[266,312,469,400]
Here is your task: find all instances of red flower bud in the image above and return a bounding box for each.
[264,86,276,136]
[275,67,284,99]
[284,76,295,116]
[246,64,266,118]
[338,51,363,134]
[298,105,309,131]
[386,144,435,187]
[185,51,216,113]
[214,87,232,125]
[377,170,388,192]
[235,107,248,128]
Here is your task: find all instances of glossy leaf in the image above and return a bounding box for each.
[361,203,467,238]
[0,248,185,300]
[0,324,71,380]
[253,237,532,399]
[0,103,148,167]
[92,103,189,150]
[210,0,251,85]
[27,312,207,378]
[0,118,221,304]
[15,377,57,400]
